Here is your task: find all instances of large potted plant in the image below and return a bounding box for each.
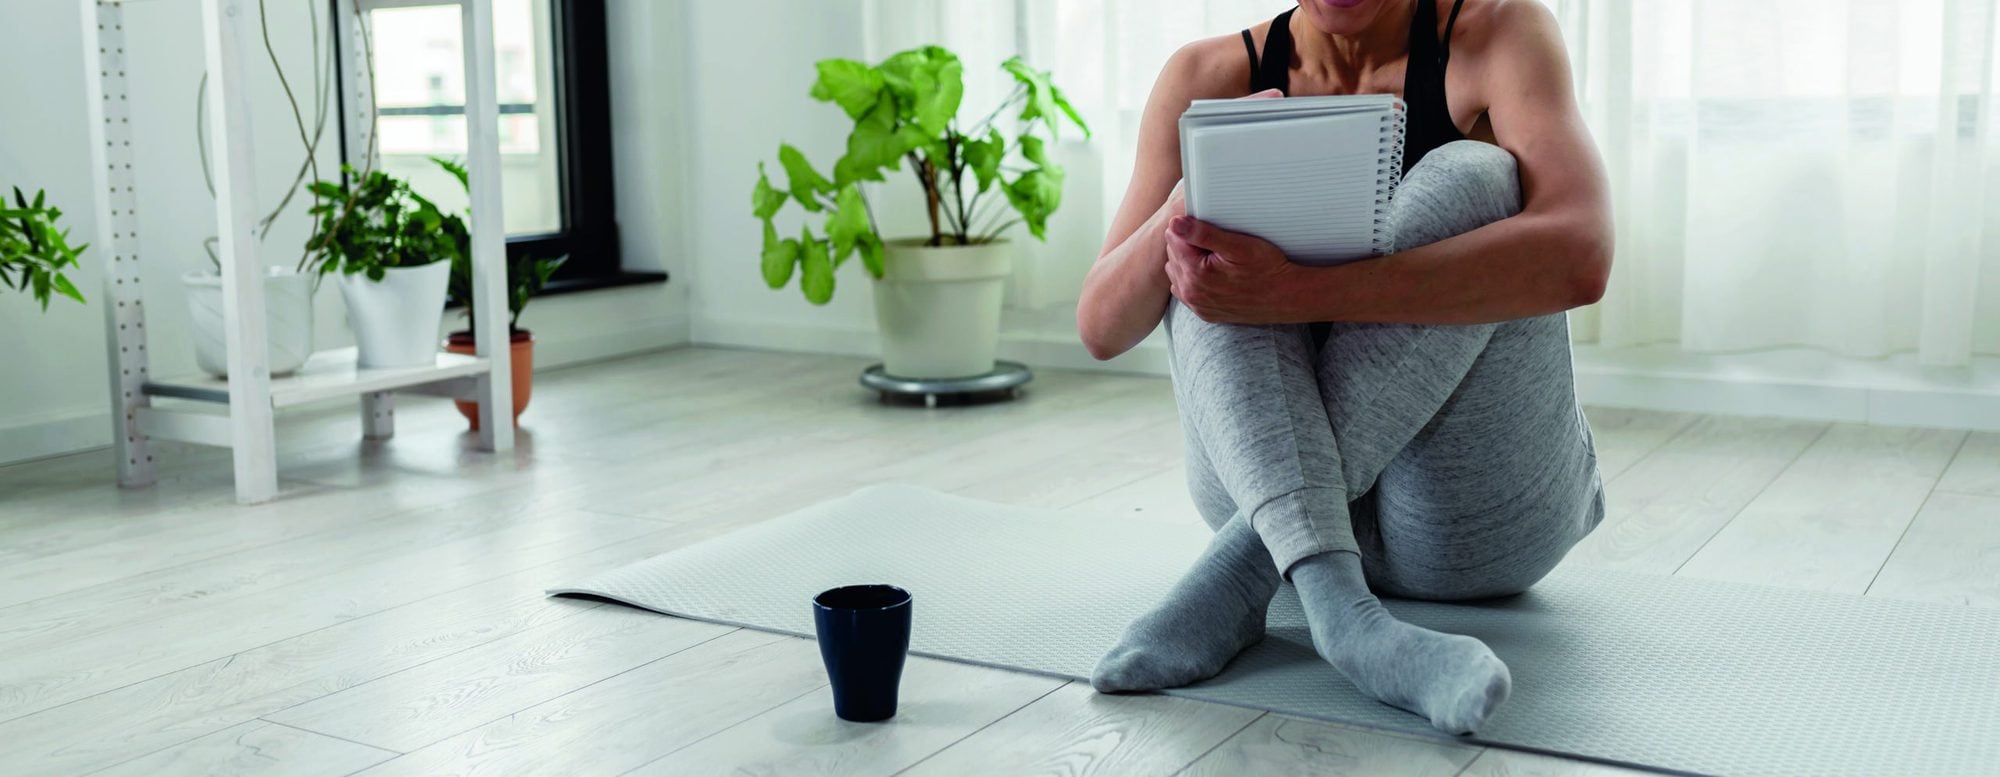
[183,0,331,377]
[1,187,87,309]
[752,47,1088,379]
[302,160,462,369]
[438,157,563,429]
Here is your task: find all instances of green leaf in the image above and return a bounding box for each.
[962,128,1005,193]
[1004,166,1066,241]
[51,273,83,304]
[760,220,798,289]
[777,144,834,212]
[833,95,912,186]
[809,59,884,120]
[751,162,789,220]
[1002,56,1061,137]
[912,58,963,137]
[797,226,834,305]
[1018,135,1052,168]
[1052,85,1091,138]
[430,156,470,191]
[856,232,886,279]
[824,185,871,267]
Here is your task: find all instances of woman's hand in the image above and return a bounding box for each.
[1164,215,1307,324]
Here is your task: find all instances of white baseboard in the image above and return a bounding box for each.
[693,315,2000,432]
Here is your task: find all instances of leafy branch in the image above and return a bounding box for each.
[750,48,1089,305]
[0,187,87,310]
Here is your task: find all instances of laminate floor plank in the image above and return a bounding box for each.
[1864,490,2000,609]
[0,508,662,722]
[1564,416,1826,574]
[1580,407,1701,483]
[353,630,819,777]
[90,720,395,777]
[1177,714,1479,777]
[1676,424,1966,593]
[897,682,1261,777]
[1456,748,1663,776]
[266,603,730,752]
[630,655,1066,776]
[1935,431,2000,497]
[0,521,732,776]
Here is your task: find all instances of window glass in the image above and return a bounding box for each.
[367,0,562,236]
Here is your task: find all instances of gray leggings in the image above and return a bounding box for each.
[1167,140,1605,601]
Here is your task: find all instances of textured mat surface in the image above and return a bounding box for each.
[552,484,2000,776]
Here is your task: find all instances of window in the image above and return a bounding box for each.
[344,0,653,292]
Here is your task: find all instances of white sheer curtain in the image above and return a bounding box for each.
[912,0,2000,364]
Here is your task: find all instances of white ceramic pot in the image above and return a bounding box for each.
[336,261,450,369]
[872,238,1013,379]
[182,268,316,378]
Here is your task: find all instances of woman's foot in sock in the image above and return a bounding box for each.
[1092,516,1280,692]
[1290,551,1511,734]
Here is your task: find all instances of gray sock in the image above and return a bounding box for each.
[1092,515,1279,692]
[1291,550,1511,734]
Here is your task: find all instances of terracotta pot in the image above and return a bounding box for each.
[444,330,533,430]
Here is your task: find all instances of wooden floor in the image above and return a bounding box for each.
[3,346,1995,776]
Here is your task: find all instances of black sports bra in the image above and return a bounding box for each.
[1242,0,1467,174]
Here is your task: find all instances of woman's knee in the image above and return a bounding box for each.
[1390,140,1523,251]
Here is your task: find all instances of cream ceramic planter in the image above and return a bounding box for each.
[182,268,316,377]
[336,262,450,369]
[872,238,1012,379]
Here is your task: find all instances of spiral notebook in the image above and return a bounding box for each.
[1179,94,1407,265]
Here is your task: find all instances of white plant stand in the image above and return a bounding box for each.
[84,0,516,504]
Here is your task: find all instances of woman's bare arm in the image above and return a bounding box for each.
[1166,2,1612,326]
[1077,39,1256,360]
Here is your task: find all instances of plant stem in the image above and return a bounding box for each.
[969,85,1026,137]
[303,3,381,273]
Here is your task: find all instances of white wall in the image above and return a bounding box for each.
[0,0,693,466]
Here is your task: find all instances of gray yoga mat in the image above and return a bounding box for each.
[551,484,2000,777]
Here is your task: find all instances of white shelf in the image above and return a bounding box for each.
[144,348,490,408]
[91,0,515,503]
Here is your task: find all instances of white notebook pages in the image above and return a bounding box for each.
[1178,94,1407,266]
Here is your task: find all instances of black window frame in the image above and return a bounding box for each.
[333,0,665,299]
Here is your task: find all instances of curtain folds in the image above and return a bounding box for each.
[918,0,2000,364]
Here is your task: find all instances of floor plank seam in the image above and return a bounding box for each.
[1599,412,1701,487]
[1668,422,1833,577]
[1167,710,1268,776]
[255,717,407,756]
[886,679,1075,777]
[1860,433,1970,597]
[612,682,833,776]
[1448,747,1491,777]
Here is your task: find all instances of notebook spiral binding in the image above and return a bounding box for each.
[1373,100,1409,256]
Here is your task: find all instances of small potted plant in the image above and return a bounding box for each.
[751,47,1088,379]
[1,187,87,309]
[301,160,463,369]
[441,186,563,429]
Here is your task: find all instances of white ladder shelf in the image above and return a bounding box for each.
[84,0,516,504]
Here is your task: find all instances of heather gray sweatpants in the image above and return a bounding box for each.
[1168,140,1605,600]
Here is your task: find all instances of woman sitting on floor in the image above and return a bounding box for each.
[1077,0,1611,734]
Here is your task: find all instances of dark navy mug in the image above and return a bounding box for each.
[812,584,912,722]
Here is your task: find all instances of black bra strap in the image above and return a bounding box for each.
[1241,29,1260,92]
[1440,0,1466,66]
[1258,8,1295,94]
